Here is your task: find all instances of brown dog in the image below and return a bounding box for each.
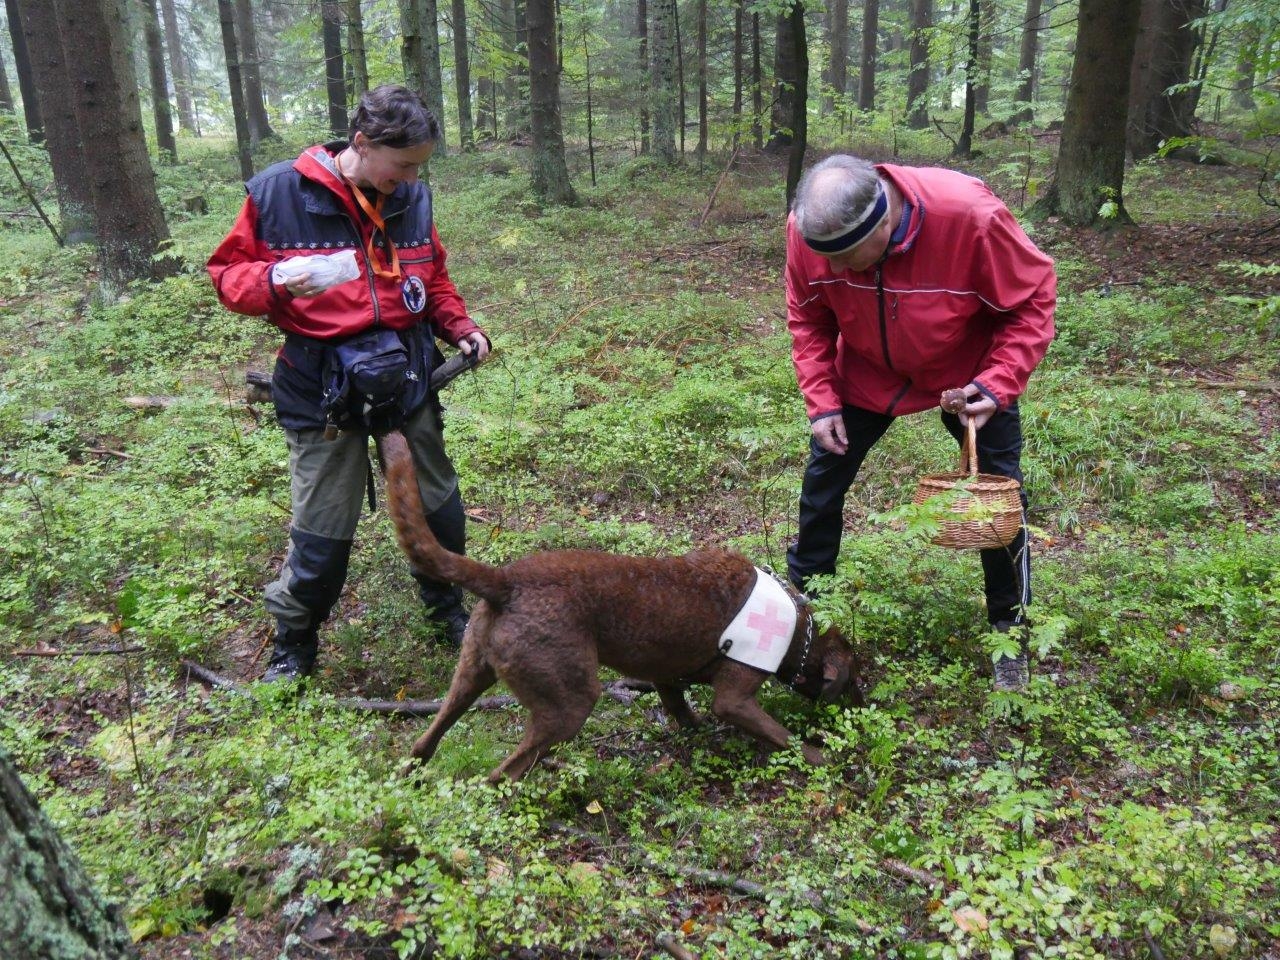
[379,431,863,782]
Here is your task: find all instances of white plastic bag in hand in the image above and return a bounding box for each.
[271,250,360,292]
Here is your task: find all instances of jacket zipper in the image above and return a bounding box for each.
[876,258,913,415]
[341,212,382,328]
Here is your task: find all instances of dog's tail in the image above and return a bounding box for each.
[378,429,513,607]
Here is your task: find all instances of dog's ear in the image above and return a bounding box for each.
[820,654,851,701]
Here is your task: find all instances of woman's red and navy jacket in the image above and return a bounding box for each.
[207,143,484,429]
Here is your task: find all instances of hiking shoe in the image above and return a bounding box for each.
[261,629,318,683]
[991,620,1030,693]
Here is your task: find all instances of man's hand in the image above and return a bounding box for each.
[811,414,848,455]
[457,331,491,362]
[944,382,998,429]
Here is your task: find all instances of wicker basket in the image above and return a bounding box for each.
[911,418,1023,550]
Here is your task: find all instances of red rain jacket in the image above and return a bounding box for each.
[786,164,1056,419]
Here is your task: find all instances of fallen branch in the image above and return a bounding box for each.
[178,659,655,715]
[16,646,144,658]
[880,858,945,891]
[1098,375,1279,393]
[655,932,698,960]
[698,145,741,228]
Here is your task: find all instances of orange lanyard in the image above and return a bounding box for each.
[343,172,402,281]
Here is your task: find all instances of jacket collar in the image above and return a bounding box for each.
[875,164,925,256]
[294,142,414,220]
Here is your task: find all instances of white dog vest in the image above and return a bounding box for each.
[717,567,799,674]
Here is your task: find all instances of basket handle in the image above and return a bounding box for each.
[960,417,978,477]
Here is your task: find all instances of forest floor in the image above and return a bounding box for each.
[1,132,1278,960]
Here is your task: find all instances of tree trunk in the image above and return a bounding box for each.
[452,0,474,148]
[4,0,41,141]
[158,0,197,133]
[218,0,254,180]
[907,0,932,128]
[418,0,447,150]
[974,0,994,114]
[768,10,797,148]
[51,0,171,283]
[1127,0,1206,160]
[637,0,649,153]
[824,0,847,114]
[696,0,706,160]
[0,43,10,111]
[954,0,978,156]
[402,0,424,94]
[526,0,575,201]
[785,0,807,210]
[12,0,93,239]
[347,0,369,96]
[236,0,275,145]
[732,0,743,153]
[1011,0,1042,124]
[0,746,138,959]
[675,0,684,156]
[1035,0,1142,226]
[140,0,177,161]
[1232,20,1258,110]
[858,0,878,111]
[751,11,762,149]
[502,0,528,137]
[650,0,677,162]
[321,0,346,136]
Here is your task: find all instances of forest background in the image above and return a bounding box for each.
[0,0,1277,958]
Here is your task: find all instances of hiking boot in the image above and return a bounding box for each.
[262,628,318,683]
[991,620,1030,693]
[433,605,470,647]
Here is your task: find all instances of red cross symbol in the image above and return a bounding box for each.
[746,601,790,652]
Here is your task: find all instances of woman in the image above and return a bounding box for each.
[208,85,490,681]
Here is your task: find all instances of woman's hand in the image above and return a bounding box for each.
[457,331,491,362]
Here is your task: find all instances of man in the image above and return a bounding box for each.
[208,85,490,681]
[784,155,1055,691]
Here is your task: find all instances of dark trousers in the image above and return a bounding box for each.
[786,404,1030,625]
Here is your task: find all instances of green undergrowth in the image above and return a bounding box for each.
[1,135,1277,958]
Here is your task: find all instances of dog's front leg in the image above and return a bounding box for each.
[654,684,700,728]
[710,663,825,765]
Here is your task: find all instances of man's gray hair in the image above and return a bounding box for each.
[792,156,882,238]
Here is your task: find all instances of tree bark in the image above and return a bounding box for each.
[418,0,448,150]
[824,0,847,115]
[51,0,171,283]
[217,0,254,180]
[402,0,425,96]
[452,0,474,148]
[140,0,177,161]
[506,0,529,136]
[637,0,649,153]
[0,41,10,111]
[1011,0,1042,124]
[0,746,138,959]
[1034,0,1142,226]
[321,0,347,137]
[1232,20,1258,110]
[785,1,807,210]
[235,0,275,145]
[858,0,878,111]
[1126,0,1205,160]
[954,0,978,156]
[650,0,677,161]
[4,0,41,140]
[732,0,742,153]
[751,11,761,149]
[346,0,369,96]
[768,10,797,149]
[974,0,995,114]
[696,0,706,160]
[12,0,93,239]
[907,0,932,128]
[158,0,197,132]
[526,0,575,201]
